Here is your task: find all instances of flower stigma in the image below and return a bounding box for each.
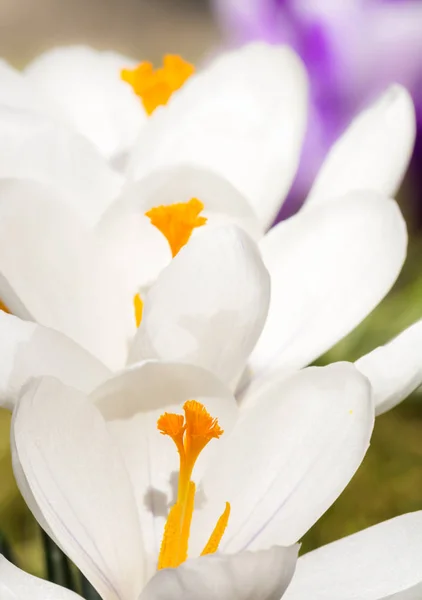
[156,400,230,569]
[132,199,206,327]
[121,55,194,115]
[145,198,207,257]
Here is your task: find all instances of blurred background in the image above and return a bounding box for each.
[0,0,219,66]
[1,0,422,584]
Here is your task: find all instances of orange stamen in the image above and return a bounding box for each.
[156,400,229,570]
[0,299,10,313]
[133,293,143,328]
[145,198,207,257]
[201,502,231,556]
[121,55,194,115]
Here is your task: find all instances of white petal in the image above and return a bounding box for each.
[0,60,49,115]
[0,179,134,369]
[0,311,110,410]
[356,320,422,416]
[0,556,82,600]
[237,363,297,411]
[384,585,422,600]
[0,106,122,226]
[12,377,145,600]
[128,43,308,229]
[307,85,416,207]
[139,545,298,600]
[25,46,146,161]
[249,192,407,382]
[284,512,422,600]
[93,360,237,426]
[129,226,270,386]
[97,165,264,291]
[11,440,58,544]
[190,363,373,555]
[91,360,238,578]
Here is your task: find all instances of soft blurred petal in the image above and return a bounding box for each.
[333,3,422,105]
[356,320,422,416]
[139,545,298,600]
[0,60,49,115]
[128,43,308,229]
[284,512,422,600]
[213,0,422,219]
[306,86,416,206]
[0,107,122,226]
[24,46,147,161]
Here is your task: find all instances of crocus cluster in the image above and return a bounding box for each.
[0,42,421,599]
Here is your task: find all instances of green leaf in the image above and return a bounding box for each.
[40,528,101,599]
[40,530,78,591]
[0,531,14,563]
[80,574,102,600]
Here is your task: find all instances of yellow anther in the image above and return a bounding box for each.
[145,198,207,257]
[201,502,231,556]
[133,294,143,328]
[121,55,194,115]
[157,401,229,570]
[0,299,9,313]
[157,503,183,570]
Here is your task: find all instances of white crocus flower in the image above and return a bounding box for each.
[0,44,419,415]
[2,362,422,599]
[0,42,307,236]
[0,44,414,231]
[100,192,422,417]
[0,219,269,373]
[0,43,414,284]
[5,358,372,597]
[0,203,422,420]
[0,46,146,163]
[2,512,422,600]
[99,78,415,292]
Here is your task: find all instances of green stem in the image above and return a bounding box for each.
[80,573,102,600]
[40,530,75,590]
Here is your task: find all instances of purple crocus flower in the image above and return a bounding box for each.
[213,0,422,218]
